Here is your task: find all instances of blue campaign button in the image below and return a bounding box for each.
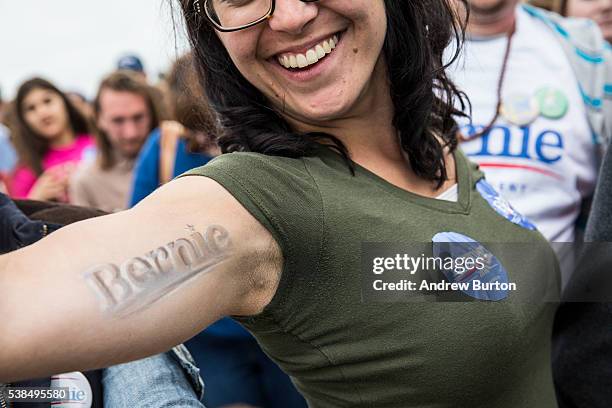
[432,232,510,301]
[476,179,537,231]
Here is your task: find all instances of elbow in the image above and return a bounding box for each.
[0,255,19,383]
[0,326,19,384]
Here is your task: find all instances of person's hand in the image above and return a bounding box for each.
[27,164,76,202]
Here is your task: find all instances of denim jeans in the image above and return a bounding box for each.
[102,345,206,408]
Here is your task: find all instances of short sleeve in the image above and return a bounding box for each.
[179,152,325,317]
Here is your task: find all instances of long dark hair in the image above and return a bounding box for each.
[13,78,92,175]
[179,0,468,187]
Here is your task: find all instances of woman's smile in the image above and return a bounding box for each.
[267,30,345,83]
[274,31,340,69]
[216,1,387,122]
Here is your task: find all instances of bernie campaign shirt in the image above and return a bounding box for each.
[450,5,598,242]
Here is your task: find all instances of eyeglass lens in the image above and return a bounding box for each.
[206,0,273,30]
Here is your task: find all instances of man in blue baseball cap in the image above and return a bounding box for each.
[117,54,146,80]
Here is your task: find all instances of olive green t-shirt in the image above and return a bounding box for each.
[183,147,559,408]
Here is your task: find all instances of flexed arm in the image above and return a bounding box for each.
[0,176,280,383]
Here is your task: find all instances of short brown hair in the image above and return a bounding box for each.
[93,71,165,169]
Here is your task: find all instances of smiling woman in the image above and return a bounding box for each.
[0,1,561,407]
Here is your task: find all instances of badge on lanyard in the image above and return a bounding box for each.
[500,93,540,127]
[535,87,569,120]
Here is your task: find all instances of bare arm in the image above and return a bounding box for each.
[0,176,280,382]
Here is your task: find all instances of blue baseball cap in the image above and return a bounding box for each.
[117,55,145,73]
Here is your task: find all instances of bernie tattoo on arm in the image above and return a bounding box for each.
[83,224,232,317]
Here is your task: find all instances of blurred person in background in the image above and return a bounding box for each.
[451,0,612,243]
[130,54,218,205]
[116,52,171,127]
[526,5,612,406]
[452,1,612,406]
[8,78,95,202]
[130,53,305,408]
[69,71,162,212]
[0,121,16,196]
[67,91,95,123]
[551,137,612,408]
[0,86,9,124]
[0,88,13,195]
[0,102,17,174]
[117,54,147,81]
[530,0,612,42]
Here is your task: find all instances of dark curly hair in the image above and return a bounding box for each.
[178,0,468,187]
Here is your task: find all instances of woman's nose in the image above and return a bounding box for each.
[37,104,50,118]
[267,0,319,35]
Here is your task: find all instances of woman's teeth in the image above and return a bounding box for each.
[277,35,339,70]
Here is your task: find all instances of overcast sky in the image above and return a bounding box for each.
[0,0,190,100]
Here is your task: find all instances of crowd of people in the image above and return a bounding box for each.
[0,0,611,407]
[0,55,207,212]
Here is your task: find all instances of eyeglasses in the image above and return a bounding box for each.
[199,0,320,32]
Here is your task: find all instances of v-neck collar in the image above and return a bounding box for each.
[316,146,473,215]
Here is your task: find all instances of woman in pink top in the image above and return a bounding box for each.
[9,78,95,201]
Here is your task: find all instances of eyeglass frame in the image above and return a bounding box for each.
[201,0,320,32]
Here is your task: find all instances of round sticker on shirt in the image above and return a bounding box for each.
[476,179,537,231]
[432,232,510,301]
[50,371,93,408]
[535,87,569,120]
[500,93,540,126]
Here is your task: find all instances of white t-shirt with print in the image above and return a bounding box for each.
[450,6,598,242]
